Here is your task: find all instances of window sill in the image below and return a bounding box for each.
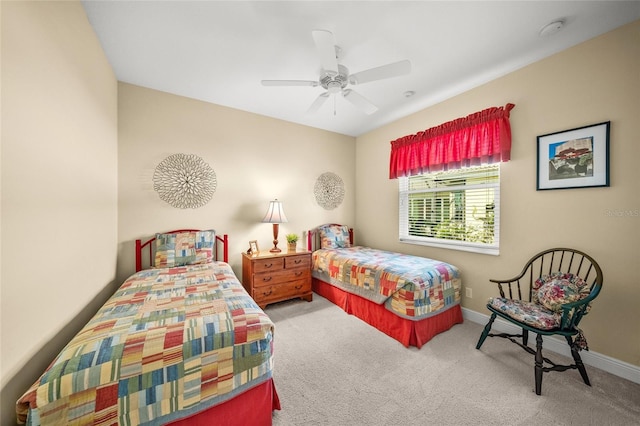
[399,237,499,256]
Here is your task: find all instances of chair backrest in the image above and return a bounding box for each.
[515,248,603,329]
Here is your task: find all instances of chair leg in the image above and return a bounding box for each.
[522,329,529,347]
[566,336,591,386]
[535,334,543,395]
[476,313,497,349]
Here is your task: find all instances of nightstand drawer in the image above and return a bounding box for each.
[285,255,311,270]
[252,257,285,273]
[252,270,294,287]
[253,269,311,288]
[253,279,312,304]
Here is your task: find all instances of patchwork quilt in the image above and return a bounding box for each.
[312,246,461,320]
[16,262,275,426]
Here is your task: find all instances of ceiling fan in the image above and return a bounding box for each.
[261,29,411,115]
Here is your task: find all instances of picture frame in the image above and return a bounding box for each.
[536,121,610,190]
[248,240,259,255]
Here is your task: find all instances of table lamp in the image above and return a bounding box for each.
[262,199,288,252]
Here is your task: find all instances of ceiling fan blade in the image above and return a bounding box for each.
[348,59,411,85]
[343,89,378,115]
[262,80,318,87]
[307,92,330,113]
[312,29,339,75]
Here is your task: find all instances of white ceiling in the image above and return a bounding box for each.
[82,1,640,137]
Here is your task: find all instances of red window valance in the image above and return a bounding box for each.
[389,103,515,179]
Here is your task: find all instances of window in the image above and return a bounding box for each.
[399,164,500,255]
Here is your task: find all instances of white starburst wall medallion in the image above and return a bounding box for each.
[314,172,345,210]
[153,153,217,209]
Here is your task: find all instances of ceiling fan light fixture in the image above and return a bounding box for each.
[320,64,349,93]
[327,82,342,94]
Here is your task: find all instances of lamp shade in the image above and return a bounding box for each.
[262,199,288,224]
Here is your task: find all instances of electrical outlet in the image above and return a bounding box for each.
[465,287,473,298]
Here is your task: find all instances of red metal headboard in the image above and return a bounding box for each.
[307,224,354,251]
[135,229,229,272]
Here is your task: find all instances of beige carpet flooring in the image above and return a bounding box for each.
[267,295,640,425]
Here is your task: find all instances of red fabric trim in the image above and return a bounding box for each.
[389,103,515,178]
[167,378,280,426]
[313,278,463,348]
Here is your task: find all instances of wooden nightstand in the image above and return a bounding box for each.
[241,250,312,309]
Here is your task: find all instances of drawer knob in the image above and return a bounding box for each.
[295,285,303,290]
[295,272,303,277]
[264,263,273,268]
[294,259,302,264]
[263,289,273,296]
[262,276,272,282]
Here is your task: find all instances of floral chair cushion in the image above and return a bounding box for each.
[537,280,581,312]
[488,297,560,330]
[532,272,590,312]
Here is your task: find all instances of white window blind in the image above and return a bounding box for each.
[399,164,500,255]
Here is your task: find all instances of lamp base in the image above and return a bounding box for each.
[269,223,281,253]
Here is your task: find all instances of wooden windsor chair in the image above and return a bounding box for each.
[476,248,603,395]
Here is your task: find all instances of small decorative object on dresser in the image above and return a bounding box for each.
[286,233,299,252]
[248,240,259,255]
[242,250,312,309]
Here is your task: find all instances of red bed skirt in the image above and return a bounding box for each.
[313,278,463,348]
[168,378,280,426]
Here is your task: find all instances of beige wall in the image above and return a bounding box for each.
[356,20,640,366]
[0,1,118,424]
[117,83,355,283]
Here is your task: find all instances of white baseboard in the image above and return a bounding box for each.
[462,307,640,385]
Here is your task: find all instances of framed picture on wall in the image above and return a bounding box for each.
[536,121,610,190]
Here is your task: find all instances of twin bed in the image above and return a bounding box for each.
[308,224,463,348]
[16,229,279,426]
